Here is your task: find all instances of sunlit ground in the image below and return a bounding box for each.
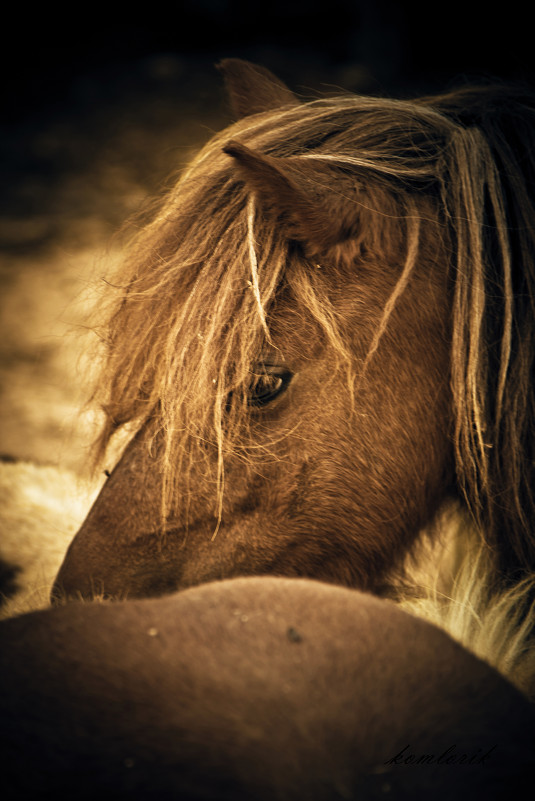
[0,55,231,476]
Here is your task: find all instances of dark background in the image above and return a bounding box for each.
[4,1,535,117]
[2,0,534,252]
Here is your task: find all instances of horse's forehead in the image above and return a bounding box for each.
[265,278,357,363]
[262,321,324,366]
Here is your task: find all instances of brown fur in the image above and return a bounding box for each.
[4,62,535,801]
[2,577,534,799]
[53,62,535,604]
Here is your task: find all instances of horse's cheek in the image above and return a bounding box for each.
[53,305,452,602]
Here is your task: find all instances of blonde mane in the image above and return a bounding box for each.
[91,83,535,579]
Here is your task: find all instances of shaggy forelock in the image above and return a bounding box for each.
[89,86,535,573]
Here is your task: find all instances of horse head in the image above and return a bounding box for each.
[53,61,535,602]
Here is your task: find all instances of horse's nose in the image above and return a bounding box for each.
[51,526,180,604]
[51,531,121,603]
[51,563,103,603]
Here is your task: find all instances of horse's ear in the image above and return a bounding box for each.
[217,59,300,119]
[223,140,358,254]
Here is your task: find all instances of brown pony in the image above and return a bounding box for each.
[53,60,535,603]
[2,61,535,800]
[2,577,534,799]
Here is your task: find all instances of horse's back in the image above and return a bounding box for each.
[1,576,533,800]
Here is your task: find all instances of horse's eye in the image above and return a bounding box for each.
[248,366,293,407]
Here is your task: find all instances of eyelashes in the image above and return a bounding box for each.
[247,365,293,407]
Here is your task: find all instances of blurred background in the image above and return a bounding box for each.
[1,0,534,472]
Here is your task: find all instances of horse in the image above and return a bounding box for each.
[2,60,535,800]
[52,60,535,604]
[1,577,534,799]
